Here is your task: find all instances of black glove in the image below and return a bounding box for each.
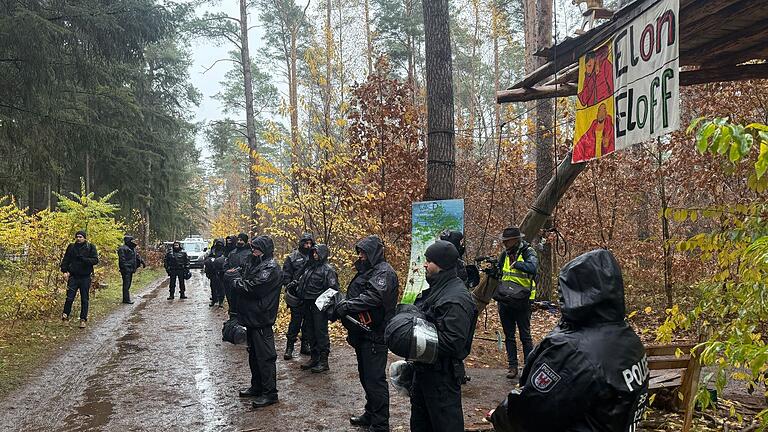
[334,300,349,318]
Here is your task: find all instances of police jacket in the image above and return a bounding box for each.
[224,245,251,272]
[492,241,538,303]
[204,239,225,280]
[164,250,189,273]
[298,245,339,300]
[341,236,399,345]
[60,242,99,277]
[235,236,282,329]
[282,233,315,286]
[117,236,144,274]
[415,267,477,364]
[490,249,648,432]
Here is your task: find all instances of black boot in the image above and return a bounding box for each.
[239,387,261,398]
[252,394,278,408]
[300,354,319,370]
[299,339,311,355]
[310,352,329,373]
[167,292,174,300]
[179,292,188,299]
[283,340,295,360]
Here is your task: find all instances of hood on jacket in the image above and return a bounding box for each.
[356,235,385,266]
[212,238,224,250]
[250,235,275,258]
[124,235,136,247]
[559,249,626,326]
[299,232,315,246]
[312,244,330,264]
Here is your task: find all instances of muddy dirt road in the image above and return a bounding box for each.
[0,273,511,431]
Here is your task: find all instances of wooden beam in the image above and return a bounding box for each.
[519,151,587,240]
[544,64,579,86]
[497,64,768,103]
[680,63,768,86]
[645,344,696,357]
[497,83,577,103]
[511,60,556,89]
[679,0,740,32]
[681,0,764,43]
[648,358,691,370]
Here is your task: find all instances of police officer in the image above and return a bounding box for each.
[164,241,189,300]
[297,244,339,373]
[223,235,236,257]
[282,233,315,359]
[410,240,477,432]
[230,236,283,408]
[223,233,251,312]
[204,238,226,307]
[489,249,649,432]
[333,235,398,432]
[492,226,538,379]
[117,235,145,304]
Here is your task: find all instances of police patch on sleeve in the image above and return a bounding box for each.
[376,276,386,287]
[329,276,337,286]
[260,270,270,279]
[531,363,561,393]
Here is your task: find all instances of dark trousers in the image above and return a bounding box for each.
[168,272,186,296]
[121,271,134,302]
[410,365,464,432]
[286,304,306,343]
[498,300,533,369]
[354,340,389,431]
[209,276,224,303]
[246,326,277,397]
[63,275,91,321]
[302,301,329,356]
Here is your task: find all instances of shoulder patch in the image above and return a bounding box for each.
[260,269,271,279]
[375,276,386,287]
[531,363,561,393]
[328,274,337,286]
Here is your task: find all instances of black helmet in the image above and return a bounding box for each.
[385,304,439,364]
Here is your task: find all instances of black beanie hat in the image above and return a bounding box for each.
[75,230,87,239]
[237,233,249,243]
[424,240,459,270]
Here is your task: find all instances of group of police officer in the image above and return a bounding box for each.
[201,227,649,432]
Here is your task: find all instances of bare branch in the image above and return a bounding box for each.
[203,58,242,74]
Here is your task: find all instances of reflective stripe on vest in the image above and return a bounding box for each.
[501,252,536,300]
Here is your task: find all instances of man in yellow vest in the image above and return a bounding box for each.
[492,226,538,379]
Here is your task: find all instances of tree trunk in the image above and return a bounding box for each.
[656,142,674,309]
[239,0,260,230]
[364,0,373,76]
[524,0,554,300]
[289,31,300,194]
[422,0,455,201]
[324,0,333,137]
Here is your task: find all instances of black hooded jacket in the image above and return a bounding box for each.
[297,244,340,300]
[415,266,478,364]
[223,236,236,257]
[440,230,468,284]
[224,244,251,273]
[341,235,399,345]
[117,236,144,274]
[164,247,189,274]
[234,236,283,328]
[282,233,315,287]
[491,249,648,432]
[60,241,99,277]
[204,238,225,279]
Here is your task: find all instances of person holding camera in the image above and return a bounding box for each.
[164,241,190,300]
[493,226,538,380]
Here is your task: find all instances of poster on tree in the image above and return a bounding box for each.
[573,0,680,163]
[401,199,464,304]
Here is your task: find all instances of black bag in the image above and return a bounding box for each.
[222,317,247,344]
[184,270,192,280]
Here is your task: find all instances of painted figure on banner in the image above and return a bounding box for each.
[573,103,615,162]
[577,45,613,107]
[574,41,617,164]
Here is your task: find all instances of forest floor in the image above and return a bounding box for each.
[0,272,763,431]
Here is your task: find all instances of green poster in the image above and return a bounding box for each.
[401,199,464,304]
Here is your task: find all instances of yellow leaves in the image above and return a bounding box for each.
[644,306,653,314]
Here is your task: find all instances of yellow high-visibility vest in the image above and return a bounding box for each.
[501,252,536,300]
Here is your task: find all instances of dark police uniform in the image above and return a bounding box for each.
[297,244,339,372]
[334,235,398,432]
[490,249,649,432]
[233,236,283,407]
[411,240,477,432]
[282,233,315,356]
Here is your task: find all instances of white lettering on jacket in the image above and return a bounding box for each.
[622,354,649,392]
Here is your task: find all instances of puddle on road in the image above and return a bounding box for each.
[61,363,116,432]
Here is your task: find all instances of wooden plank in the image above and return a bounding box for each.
[511,61,556,89]
[645,344,696,357]
[649,370,683,386]
[497,83,577,103]
[679,0,740,32]
[648,358,690,370]
[681,0,764,44]
[683,17,768,65]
